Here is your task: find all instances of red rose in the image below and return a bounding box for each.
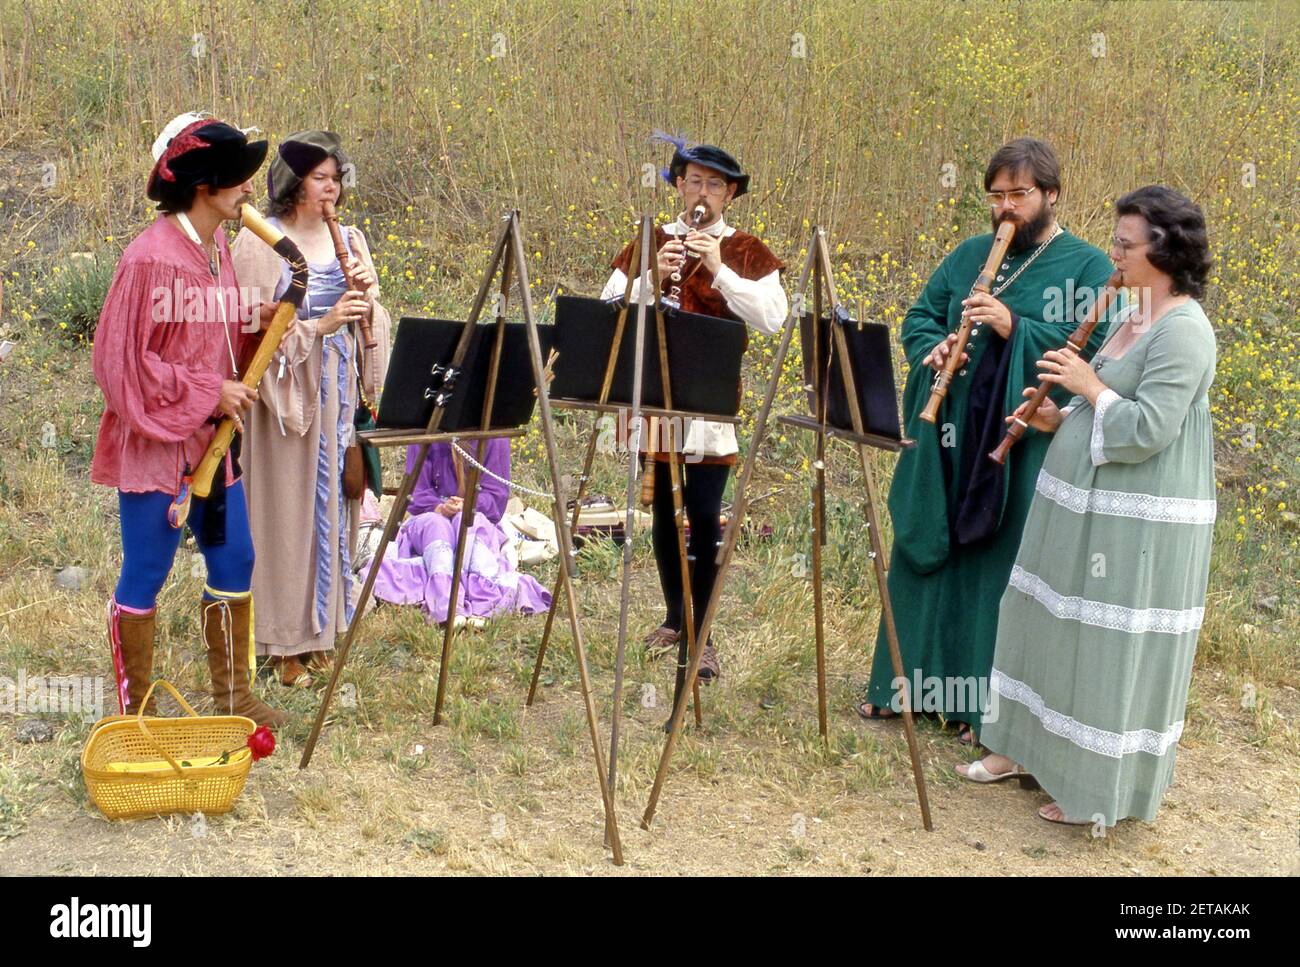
[247,725,276,760]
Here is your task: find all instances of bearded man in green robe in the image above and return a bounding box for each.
[859,137,1116,744]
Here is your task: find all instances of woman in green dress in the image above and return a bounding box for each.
[957,185,1217,827]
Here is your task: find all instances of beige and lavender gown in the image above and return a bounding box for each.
[231,221,390,658]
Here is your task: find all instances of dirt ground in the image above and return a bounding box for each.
[2,636,1295,877]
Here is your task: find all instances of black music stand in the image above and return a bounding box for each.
[298,211,626,865]
[641,226,933,833]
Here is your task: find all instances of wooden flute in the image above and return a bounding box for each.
[668,203,709,290]
[639,418,658,507]
[987,268,1123,464]
[642,204,709,504]
[322,198,377,349]
[191,204,308,498]
[919,219,1016,424]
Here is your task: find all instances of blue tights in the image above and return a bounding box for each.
[113,480,255,611]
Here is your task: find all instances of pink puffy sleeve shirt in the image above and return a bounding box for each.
[91,215,249,495]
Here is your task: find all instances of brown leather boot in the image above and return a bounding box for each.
[202,596,289,729]
[110,602,158,716]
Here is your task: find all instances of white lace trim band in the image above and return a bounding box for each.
[1035,469,1218,525]
[990,669,1184,759]
[1009,565,1204,635]
[1090,389,1120,466]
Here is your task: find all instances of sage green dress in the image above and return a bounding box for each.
[980,300,1217,825]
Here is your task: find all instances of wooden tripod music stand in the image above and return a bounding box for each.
[526,215,719,815]
[298,210,626,865]
[641,226,934,832]
[780,226,932,828]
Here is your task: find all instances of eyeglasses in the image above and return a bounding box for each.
[682,176,730,195]
[984,186,1038,208]
[1111,235,1148,254]
[1111,225,1164,253]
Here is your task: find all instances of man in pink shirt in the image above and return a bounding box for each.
[92,112,286,728]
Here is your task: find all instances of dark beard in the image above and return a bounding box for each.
[685,202,710,226]
[992,204,1053,254]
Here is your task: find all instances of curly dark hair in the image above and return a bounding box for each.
[1115,185,1212,299]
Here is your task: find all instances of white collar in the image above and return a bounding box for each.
[174,212,222,263]
[173,213,234,372]
[174,212,221,277]
[175,211,207,247]
[667,213,733,238]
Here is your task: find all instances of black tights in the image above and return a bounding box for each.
[648,459,730,644]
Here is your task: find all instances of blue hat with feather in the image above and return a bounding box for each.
[653,131,750,197]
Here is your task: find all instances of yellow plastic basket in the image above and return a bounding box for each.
[81,680,257,820]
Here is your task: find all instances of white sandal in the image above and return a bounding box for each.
[957,757,1039,788]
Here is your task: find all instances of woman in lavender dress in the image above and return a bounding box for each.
[369,439,552,624]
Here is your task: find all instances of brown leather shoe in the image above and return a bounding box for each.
[203,597,289,729]
[110,602,157,715]
[276,655,312,688]
[697,643,721,683]
[642,625,680,659]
